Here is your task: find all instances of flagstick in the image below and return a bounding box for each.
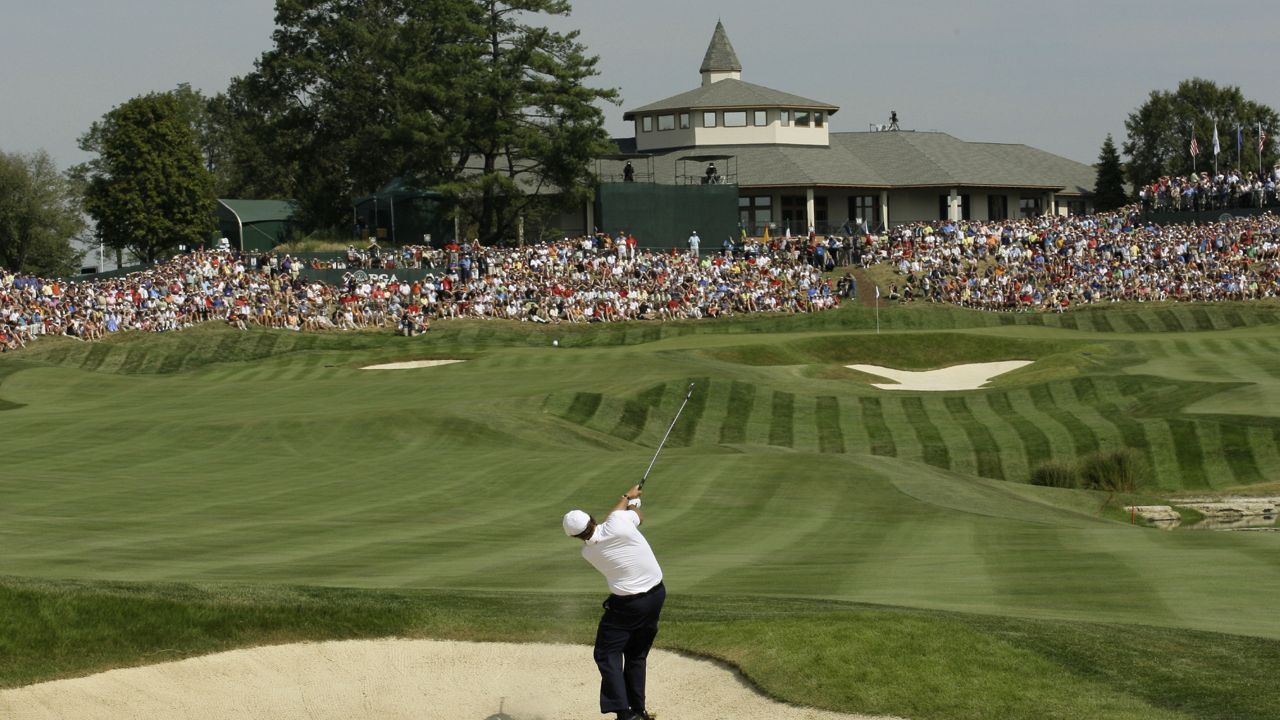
[875,286,880,335]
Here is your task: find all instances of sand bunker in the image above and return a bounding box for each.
[0,639,900,720]
[847,360,1033,391]
[361,359,465,370]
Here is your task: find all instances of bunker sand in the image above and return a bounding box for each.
[0,639,901,720]
[847,360,1033,391]
[361,359,465,370]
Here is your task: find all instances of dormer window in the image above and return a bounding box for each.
[814,112,825,128]
[780,111,790,127]
[679,113,690,129]
[753,110,767,126]
[642,116,653,132]
[724,111,747,127]
[703,112,717,128]
[657,114,675,131]
[795,111,811,127]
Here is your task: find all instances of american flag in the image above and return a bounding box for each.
[1261,124,1268,153]
[1190,136,1200,157]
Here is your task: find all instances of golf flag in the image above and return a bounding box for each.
[1213,121,1220,157]
[1190,136,1200,157]
[762,225,770,243]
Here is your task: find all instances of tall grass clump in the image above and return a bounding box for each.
[1031,449,1147,492]
[1030,459,1078,488]
[1078,448,1146,493]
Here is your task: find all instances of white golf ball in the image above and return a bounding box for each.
[553,340,559,347]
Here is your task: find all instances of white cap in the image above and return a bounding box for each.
[562,510,591,537]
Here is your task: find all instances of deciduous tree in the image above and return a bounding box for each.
[1122,78,1278,189]
[76,92,216,264]
[0,149,84,275]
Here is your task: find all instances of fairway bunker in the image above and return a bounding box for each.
[847,360,1033,391]
[360,359,466,370]
[0,640,898,720]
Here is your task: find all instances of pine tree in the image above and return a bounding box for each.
[1093,135,1128,212]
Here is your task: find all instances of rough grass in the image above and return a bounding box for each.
[3,576,1278,720]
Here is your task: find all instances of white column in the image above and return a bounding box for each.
[1047,191,1058,216]
[879,190,890,230]
[949,188,959,221]
[805,188,816,231]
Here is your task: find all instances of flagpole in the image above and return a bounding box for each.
[875,285,880,334]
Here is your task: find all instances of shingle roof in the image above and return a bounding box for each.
[700,21,742,74]
[623,79,838,120]
[602,132,1096,195]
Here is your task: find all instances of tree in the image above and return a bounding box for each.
[1093,135,1128,212]
[0,149,85,276]
[76,92,216,264]
[1122,78,1279,189]
[217,0,616,240]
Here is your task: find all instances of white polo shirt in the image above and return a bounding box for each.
[582,510,663,596]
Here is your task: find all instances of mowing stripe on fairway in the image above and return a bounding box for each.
[1121,313,1153,333]
[984,392,1050,480]
[899,396,951,470]
[768,391,795,447]
[944,396,1005,480]
[666,376,710,448]
[1085,311,1116,333]
[858,396,896,457]
[564,392,603,426]
[718,380,755,444]
[815,396,845,454]
[1164,418,1210,488]
[1153,309,1187,333]
[1031,383,1101,455]
[1005,388,1075,458]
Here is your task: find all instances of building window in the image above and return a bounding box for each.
[780,110,790,127]
[657,114,675,131]
[723,111,747,127]
[780,195,806,234]
[794,111,811,127]
[988,195,1008,221]
[1019,197,1042,218]
[641,116,653,133]
[739,195,773,234]
[814,112,825,127]
[679,112,690,129]
[703,111,717,128]
[938,194,971,220]
[753,110,768,126]
[848,196,880,230]
[1065,199,1088,216]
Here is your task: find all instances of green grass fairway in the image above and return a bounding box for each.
[3,302,1280,719]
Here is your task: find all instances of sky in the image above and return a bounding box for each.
[3,0,1278,171]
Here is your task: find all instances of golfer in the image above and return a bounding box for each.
[563,485,664,720]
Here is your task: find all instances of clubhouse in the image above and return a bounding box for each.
[594,22,1096,235]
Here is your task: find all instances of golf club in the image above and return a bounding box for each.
[639,382,695,490]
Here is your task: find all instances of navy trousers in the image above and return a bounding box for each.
[594,582,665,715]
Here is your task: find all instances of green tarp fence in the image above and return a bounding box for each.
[596,182,739,250]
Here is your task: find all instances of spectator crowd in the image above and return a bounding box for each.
[870,208,1280,310]
[1139,167,1280,213]
[7,205,1280,353]
[0,236,837,352]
